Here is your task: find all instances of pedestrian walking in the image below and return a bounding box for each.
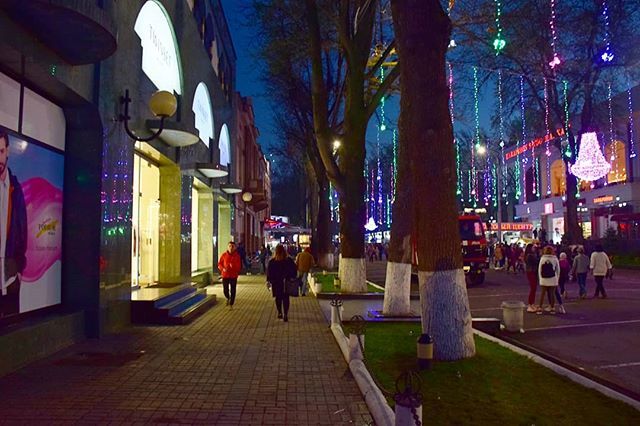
[590,244,612,299]
[553,252,570,314]
[218,241,242,307]
[295,247,315,296]
[524,244,540,313]
[537,246,560,314]
[259,245,271,274]
[572,247,589,298]
[558,252,571,299]
[267,244,297,322]
[495,244,504,270]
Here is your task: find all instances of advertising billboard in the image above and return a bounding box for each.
[0,130,63,318]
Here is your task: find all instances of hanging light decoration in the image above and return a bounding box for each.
[379,68,387,131]
[607,82,617,183]
[544,78,552,195]
[629,85,637,159]
[448,63,463,199]
[497,70,506,199]
[519,75,526,202]
[493,0,506,54]
[570,132,611,181]
[472,67,480,204]
[548,0,562,68]
[563,80,572,159]
[598,0,615,64]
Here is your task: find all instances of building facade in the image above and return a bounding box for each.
[232,94,271,256]
[506,85,640,243]
[0,0,268,375]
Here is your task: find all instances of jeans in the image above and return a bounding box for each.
[526,271,538,305]
[222,278,237,305]
[275,293,290,316]
[298,271,309,296]
[594,275,607,297]
[577,273,587,297]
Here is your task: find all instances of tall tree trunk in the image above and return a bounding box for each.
[337,133,367,292]
[383,126,412,316]
[316,172,334,269]
[563,127,583,243]
[391,0,475,360]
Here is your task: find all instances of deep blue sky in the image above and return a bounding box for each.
[220,0,276,152]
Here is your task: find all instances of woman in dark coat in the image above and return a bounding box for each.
[267,244,297,322]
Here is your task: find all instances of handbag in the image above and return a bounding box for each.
[285,277,300,296]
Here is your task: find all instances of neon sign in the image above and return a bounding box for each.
[505,128,565,160]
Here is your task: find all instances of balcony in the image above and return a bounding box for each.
[1,0,117,65]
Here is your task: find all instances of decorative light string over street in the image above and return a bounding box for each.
[599,0,615,63]
[493,0,506,54]
[629,85,637,159]
[548,0,562,68]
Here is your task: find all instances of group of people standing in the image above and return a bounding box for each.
[524,243,612,314]
[217,241,315,323]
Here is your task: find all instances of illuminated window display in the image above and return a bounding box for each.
[191,180,213,273]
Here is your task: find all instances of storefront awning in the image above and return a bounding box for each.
[610,213,640,222]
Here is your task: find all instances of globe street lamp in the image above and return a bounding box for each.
[119,89,177,142]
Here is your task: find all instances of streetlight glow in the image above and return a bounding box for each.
[333,140,341,151]
[476,145,487,155]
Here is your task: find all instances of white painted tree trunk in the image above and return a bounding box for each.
[338,255,367,293]
[418,268,476,360]
[382,261,412,316]
[318,252,334,270]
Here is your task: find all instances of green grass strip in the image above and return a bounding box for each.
[313,274,383,293]
[363,322,640,425]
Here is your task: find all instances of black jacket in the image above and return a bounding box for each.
[267,257,296,298]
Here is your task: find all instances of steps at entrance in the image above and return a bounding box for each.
[131,284,216,325]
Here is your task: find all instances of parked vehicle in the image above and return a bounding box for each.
[459,215,489,285]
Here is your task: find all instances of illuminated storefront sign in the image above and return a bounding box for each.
[134,1,183,94]
[505,128,565,160]
[192,83,213,147]
[593,195,614,204]
[490,222,534,231]
[544,203,554,214]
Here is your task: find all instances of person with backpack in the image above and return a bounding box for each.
[537,246,560,314]
[590,244,612,299]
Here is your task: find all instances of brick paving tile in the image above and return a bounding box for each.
[0,276,372,425]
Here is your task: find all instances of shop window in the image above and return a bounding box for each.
[606,140,627,184]
[550,159,566,196]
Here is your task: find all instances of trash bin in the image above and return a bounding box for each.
[501,301,525,332]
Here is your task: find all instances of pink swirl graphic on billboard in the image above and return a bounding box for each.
[22,177,63,283]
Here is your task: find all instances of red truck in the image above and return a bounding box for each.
[459,215,489,285]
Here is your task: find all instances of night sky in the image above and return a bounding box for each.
[220,0,492,159]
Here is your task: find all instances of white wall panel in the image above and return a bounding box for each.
[22,88,66,151]
[0,71,20,132]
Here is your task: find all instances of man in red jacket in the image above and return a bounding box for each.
[218,241,242,306]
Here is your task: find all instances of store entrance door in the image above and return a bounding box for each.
[132,153,161,288]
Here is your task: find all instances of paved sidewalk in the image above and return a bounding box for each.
[0,276,372,425]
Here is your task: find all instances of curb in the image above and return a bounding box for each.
[474,329,640,411]
[330,324,395,426]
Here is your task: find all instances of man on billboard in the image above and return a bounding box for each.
[0,130,28,317]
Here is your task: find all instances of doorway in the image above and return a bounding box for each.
[132,153,160,288]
